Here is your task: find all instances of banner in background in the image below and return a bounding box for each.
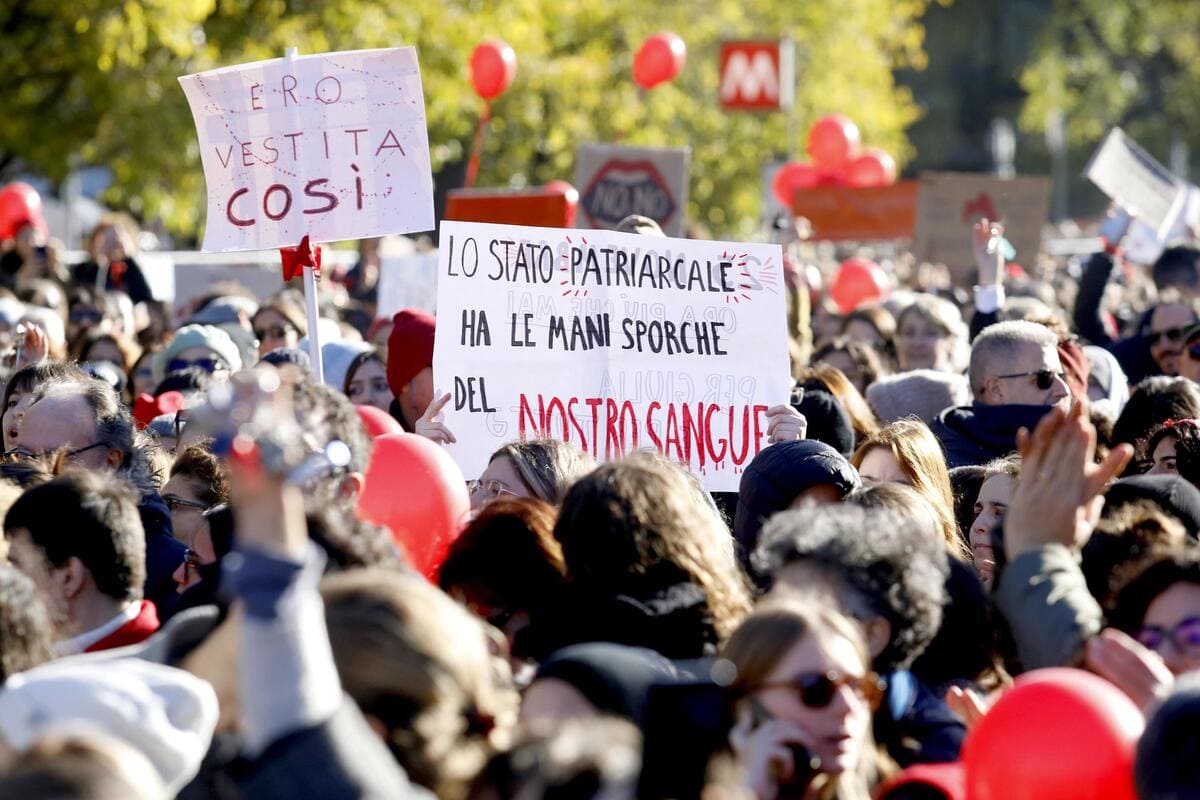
[575,144,690,236]
[433,221,790,490]
[180,47,435,252]
[791,182,918,241]
[444,190,571,228]
[913,172,1050,274]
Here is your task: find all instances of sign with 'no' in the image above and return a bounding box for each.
[179,47,435,252]
[575,144,691,237]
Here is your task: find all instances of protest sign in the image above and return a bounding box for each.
[791,182,918,241]
[433,221,791,491]
[376,251,440,318]
[912,172,1050,275]
[1086,127,1187,240]
[445,189,572,228]
[575,144,690,236]
[179,47,435,253]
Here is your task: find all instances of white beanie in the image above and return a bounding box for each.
[154,323,244,382]
[0,657,218,794]
[320,340,374,392]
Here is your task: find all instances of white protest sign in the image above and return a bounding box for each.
[433,221,791,491]
[1086,128,1187,240]
[179,47,435,252]
[376,251,440,317]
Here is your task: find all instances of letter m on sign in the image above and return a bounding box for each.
[718,40,794,111]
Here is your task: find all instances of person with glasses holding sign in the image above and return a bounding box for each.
[931,320,1071,469]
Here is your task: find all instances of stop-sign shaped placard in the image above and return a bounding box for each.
[719,40,794,111]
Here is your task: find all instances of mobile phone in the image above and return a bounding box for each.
[744,698,820,797]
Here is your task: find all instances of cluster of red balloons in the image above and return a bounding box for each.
[829,257,890,314]
[633,32,686,90]
[470,39,517,101]
[0,182,46,241]
[772,114,898,207]
[355,412,470,580]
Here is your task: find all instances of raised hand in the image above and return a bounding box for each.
[415,391,457,445]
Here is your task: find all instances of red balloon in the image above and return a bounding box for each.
[633,32,686,90]
[357,433,470,579]
[543,180,579,227]
[829,258,889,313]
[0,182,46,241]
[965,668,1143,800]
[846,148,898,188]
[470,39,517,100]
[771,162,819,207]
[356,405,403,438]
[807,114,862,169]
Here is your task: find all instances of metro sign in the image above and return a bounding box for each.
[719,40,794,111]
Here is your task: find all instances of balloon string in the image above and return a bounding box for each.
[465,103,492,189]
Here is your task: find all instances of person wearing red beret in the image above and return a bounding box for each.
[386,308,436,432]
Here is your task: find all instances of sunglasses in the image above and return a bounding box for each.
[1187,342,1200,361]
[995,368,1064,391]
[253,324,294,341]
[166,357,222,374]
[1137,615,1200,656]
[1149,326,1190,344]
[757,670,885,710]
[69,308,103,325]
[2,441,109,462]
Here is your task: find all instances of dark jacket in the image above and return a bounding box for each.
[874,670,966,768]
[931,403,1054,469]
[1073,251,1160,384]
[526,578,719,661]
[72,257,154,305]
[140,491,188,614]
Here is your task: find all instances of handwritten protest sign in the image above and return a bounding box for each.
[179,48,435,252]
[791,182,918,241]
[1086,128,1187,240]
[433,221,791,491]
[575,144,690,236]
[912,172,1050,278]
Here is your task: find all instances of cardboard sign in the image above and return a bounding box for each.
[791,182,918,241]
[719,40,794,111]
[1086,127,1187,240]
[575,144,690,236]
[912,173,1050,272]
[433,221,791,491]
[445,189,571,228]
[179,48,435,252]
[376,251,440,318]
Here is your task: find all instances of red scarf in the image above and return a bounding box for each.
[85,600,160,653]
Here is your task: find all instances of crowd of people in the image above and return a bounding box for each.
[0,202,1196,800]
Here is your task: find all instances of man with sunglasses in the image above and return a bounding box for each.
[1177,322,1200,385]
[932,320,1070,468]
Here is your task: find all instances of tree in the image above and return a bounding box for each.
[0,0,933,241]
[1019,0,1200,174]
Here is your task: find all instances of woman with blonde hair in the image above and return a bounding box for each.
[469,438,596,509]
[722,597,888,800]
[536,455,753,658]
[851,419,968,561]
[894,295,967,374]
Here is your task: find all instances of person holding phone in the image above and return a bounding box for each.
[722,598,887,800]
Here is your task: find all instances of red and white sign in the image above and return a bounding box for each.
[719,40,794,111]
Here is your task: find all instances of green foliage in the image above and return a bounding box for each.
[0,0,931,240]
[1019,0,1200,161]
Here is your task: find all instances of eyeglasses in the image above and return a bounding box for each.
[2,441,109,462]
[69,308,103,325]
[1186,342,1200,361]
[995,369,1065,391]
[163,494,211,513]
[468,479,518,500]
[166,357,223,374]
[757,670,885,710]
[253,324,294,341]
[1150,326,1191,344]
[1136,616,1200,657]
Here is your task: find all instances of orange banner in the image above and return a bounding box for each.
[444,190,571,228]
[791,181,918,241]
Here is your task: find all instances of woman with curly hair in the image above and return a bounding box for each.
[1143,418,1200,488]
